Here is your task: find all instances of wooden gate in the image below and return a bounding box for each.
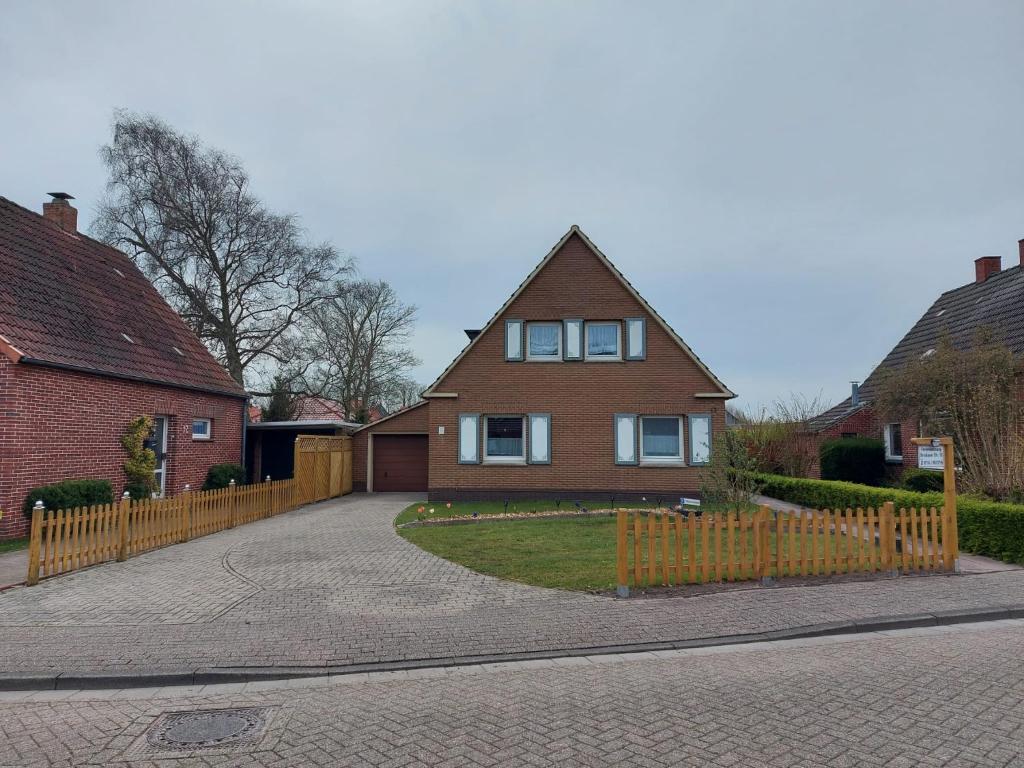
[293,435,353,505]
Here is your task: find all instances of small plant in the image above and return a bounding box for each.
[202,463,245,490]
[121,415,157,495]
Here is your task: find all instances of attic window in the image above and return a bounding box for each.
[922,348,935,358]
[173,346,184,356]
[121,333,134,344]
[112,267,125,278]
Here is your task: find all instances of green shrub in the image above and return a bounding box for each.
[753,472,1024,564]
[819,437,885,485]
[901,468,944,493]
[22,479,114,517]
[203,463,245,490]
[124,482,153,501]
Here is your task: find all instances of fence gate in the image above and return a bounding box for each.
[293,435,353,505]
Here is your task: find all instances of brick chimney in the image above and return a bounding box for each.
[42,192,77,233]
[975,255,1001,283]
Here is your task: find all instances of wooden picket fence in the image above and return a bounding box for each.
[26,479,297,585]
[294,435,352,505]
[616,502,959,590]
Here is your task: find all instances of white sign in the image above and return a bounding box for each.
[917,446,944,471]
[680,497,701,507]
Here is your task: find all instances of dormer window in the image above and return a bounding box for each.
[526,322,561,360]
[585,321,621,360]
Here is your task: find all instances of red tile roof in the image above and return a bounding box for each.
[0,196,247,398]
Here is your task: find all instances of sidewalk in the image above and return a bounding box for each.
[0,549,26,590]
[753,494,1020,575]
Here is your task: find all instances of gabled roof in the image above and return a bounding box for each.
[0,196,246,398]
[351,399,427,433]
[810,262,1024,431]
[423,225,735,398]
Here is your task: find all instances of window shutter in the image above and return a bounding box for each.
[614,413,638,465]
[688,414,712,466]
[563,319,583,361]
[528,413,551,464]
[458,413,480,464]
[505,320,524,361]
[625,318,646,360]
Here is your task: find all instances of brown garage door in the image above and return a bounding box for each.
[373,434,428,492]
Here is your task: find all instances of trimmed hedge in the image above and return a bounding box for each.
[203,463,245,490]
[22,479,114,517]
[901,468,944,493]
[754,472,1024,565]
[819,437,885,485]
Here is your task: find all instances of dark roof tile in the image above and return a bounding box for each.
[0,196,246,398]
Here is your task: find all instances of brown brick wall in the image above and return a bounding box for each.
[425,232,728,500]
[0,356,245,539]
[352,402,429,491]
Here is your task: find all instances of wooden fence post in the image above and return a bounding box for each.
[117,491,131,561]
[616,509,629,597]
[882,501,897,576]
[942,439,959,572]
[228,479,237,528]
[26,500,44,586]
[181,484,192,543]
[756,505,773,584]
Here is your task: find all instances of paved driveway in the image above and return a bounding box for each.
[1,493,1023,681]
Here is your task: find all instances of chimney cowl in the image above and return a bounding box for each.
[850,382,860,407]
[975,256,1001,283]
[42,192,77,233]
[1018,239,1024,268]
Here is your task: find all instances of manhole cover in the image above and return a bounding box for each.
[124,707,273,757]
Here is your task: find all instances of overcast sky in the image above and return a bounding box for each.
[3,1,1023,412]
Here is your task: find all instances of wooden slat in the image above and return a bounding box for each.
[661,513,670,586]
[909,507,920,571]
[633,513,642,585]
[929,507,941,570]
[725,511,735,582]
[714,513,723,582]
[647,514,656,585]
[688,513,698,584]
[674,514,684,584]
[701,514,711,583]
[822,510,833,576]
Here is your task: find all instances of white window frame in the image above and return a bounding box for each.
[884,423,903,462]
[483,415,527,465]
[192,418,212,440]
[639,416,685,465]
[525,322,563,361]
[585,321,622,361]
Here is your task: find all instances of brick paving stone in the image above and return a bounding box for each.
[0,493,1023,679]
[0,624,1022,766]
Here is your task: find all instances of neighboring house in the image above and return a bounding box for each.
[294,395,386,424]
[0,194,248,539]
[809,244,1024,475]
[352,225,735,499]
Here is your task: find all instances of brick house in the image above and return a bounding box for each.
[0,194,248,539]
[808,243,1024,475]
[352,226,735,500]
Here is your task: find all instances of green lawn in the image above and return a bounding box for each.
[0,537,29,554]
[399,511,883,592]
[395,498,668,525]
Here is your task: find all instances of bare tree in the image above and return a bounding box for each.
[94,112,350,386]
[380,377,425,413]
[301,279,419,421]
[874,332,1024,499]
[736,393,826,478]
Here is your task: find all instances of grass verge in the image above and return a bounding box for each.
[0,537,29,554]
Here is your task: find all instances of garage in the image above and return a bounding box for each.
[372,434,428,491]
